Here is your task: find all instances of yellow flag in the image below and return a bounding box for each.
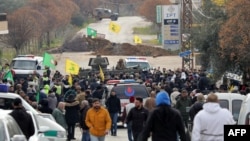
[68,74,72,86]
[134,35,142,44]
[65,59,79,75]
[99,65,105,82]
[109,21,121,33]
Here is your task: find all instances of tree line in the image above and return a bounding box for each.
[190,0,250,83]
[0,0,143,55]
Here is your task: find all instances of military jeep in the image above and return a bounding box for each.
[93,8,119,21]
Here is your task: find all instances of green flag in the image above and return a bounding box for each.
[43,52,56,69]
[3,71,14,83]
[87,27,97,38]
[36,90,40,102]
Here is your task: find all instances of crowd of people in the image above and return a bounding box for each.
[0,65,244,141]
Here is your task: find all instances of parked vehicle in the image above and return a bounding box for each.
[238,93,250,125]
[187,92,245,139]
[0,111,27,141]
[0,92,67,141]
[106,79,150,122]
[215,92,246,122]
[10,55,45,80]
[93,8,119,21]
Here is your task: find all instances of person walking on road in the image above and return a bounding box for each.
[79,100,90,141]
[138,91,186,141]
[192,93,236,141]
[122,96,135,141]
[85,98,111,141]
[65,94,80,141]
[105,90,121,136]
[126,97,148,141]
[144,91,156,112]
[9,98,35,140]
[52,102,68,130]
[175,89,192,127]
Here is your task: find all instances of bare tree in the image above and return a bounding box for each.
[0,6,45,55]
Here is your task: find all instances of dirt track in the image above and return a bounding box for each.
[53,52,182,75]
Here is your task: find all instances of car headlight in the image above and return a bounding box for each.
[57,131,67,138]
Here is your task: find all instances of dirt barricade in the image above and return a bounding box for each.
[49,36,174,57]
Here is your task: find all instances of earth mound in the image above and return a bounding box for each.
[49,36,175,57]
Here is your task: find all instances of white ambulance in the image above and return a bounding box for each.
[10,55,45,79]
[124,57,151,71]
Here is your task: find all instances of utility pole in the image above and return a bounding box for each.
[181,0,193,70]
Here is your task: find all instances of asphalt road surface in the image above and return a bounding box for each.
[74,127,151,141]
[53,16,184,75]
[76,16,155,45]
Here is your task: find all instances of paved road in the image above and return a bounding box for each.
[76,16,155,45]
[74,127,151,141]
[53,16,184,75]
[54,52,182,75]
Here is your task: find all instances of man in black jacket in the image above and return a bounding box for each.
[127,97,148,141]
[105,90,121,136]
[65,94,80,141]
[138,91,186,141]
[9,98,35,140]
[79,100,90,141]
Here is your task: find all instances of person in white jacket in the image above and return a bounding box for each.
[192,93,236,141]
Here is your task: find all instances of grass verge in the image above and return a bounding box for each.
[133,25,158,35]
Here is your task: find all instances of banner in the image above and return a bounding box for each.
[65,59,79,75]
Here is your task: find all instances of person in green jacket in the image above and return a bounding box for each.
[52,102,68,130]
[175,89,192,127]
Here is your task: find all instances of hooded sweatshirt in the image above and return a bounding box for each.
[156,91,171,106]
[138,91,186,141]
[192,103,236,141]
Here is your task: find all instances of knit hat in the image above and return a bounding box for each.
[156,91,171,106]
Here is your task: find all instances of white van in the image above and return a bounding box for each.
[10,55,45,79]
[214,93,246,122]
[237,94,250,125]
[124,57,151,71]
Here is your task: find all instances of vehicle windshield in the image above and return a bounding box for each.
[11,60,37,70]
[111,85,149,99]
[126,62,150,69]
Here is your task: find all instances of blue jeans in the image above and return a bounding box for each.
[110,112,118,135]
[81,130,90,141]
[127,122,133,141]
[90,134,105,141]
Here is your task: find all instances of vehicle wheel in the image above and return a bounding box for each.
[110,16,115,21]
